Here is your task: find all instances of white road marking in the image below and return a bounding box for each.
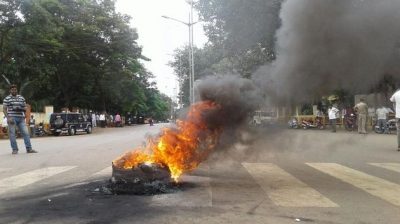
[0,168,11,172]
[150,164,212,207]
[307,163,400,206]
[0,166,76,195]
[368,163,400,173]
[243,163,338,207]
[91,166,112,177]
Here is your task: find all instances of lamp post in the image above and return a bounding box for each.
[162,13,199,104]
[167,53,183,108]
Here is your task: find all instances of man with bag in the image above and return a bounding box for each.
[3,84,38,154]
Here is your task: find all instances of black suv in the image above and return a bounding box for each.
[49,112,92,136]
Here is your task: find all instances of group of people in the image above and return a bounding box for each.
[326,89,400,151]
[328,98,389,134]
[87,112,122,128]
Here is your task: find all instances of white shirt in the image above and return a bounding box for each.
[376,107,388,120]
[390,90,400,118]
[99,114,105,121]
[368,107,375,116]
[328,107,339,120]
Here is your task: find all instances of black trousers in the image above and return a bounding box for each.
[330,119,337,132]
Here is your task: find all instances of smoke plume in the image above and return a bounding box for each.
[254,0,400,104]
[197,75,263,127]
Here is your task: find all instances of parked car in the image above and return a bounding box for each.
[250,110,278,127]
[49,112,92,136]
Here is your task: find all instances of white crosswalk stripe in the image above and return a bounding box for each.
[243,163,338,207]
[307,163,400,206]
[1,163,400,208]
[0,166,77,195]
[368,163,400,173]
[91,166,112,178]
[150,164,212,207]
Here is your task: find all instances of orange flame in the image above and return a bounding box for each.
[112,101,222,181]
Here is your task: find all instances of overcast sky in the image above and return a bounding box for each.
[115,0,208,98]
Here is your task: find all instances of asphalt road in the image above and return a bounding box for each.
[0,124,400,224]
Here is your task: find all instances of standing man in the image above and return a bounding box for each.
[390,89,400,151]
[92,113,96,127]
[29,115,36,138]
[375,105,389,134]
[354,98,368,134]
[87,110,93,126]
[3,84,38,154]
[328,105,339,133]
[96,113,100,127]
[99,112,106,128]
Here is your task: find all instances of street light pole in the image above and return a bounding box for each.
[178,54,183,108]
[162,13,199,105]
[190,0,195,104]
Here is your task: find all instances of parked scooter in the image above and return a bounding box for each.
[287,117,299,129]
[301,117,324,130]
[344,114,357,131]
[35,121,48,137]
[374,118,397,134]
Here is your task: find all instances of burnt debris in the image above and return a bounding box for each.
[91,163,195,195]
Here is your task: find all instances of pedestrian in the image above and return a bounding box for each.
[96,113,100,126]
[375,105,389,134]
[115,113,122,127]
[354,98,368,134]
[92,113,96,127]
[29,115,36,138]
[390,89,400,151]
[316,107,324,118]
[328,105,339,132]
[2,84,38,154]
[88,110,93,126]
[99,112,106,128]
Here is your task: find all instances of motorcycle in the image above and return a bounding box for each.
[287,117,299,129]
[344,114,357,131]
[374,118,397,134]
[35,121,48,137]
[301,117,324,130]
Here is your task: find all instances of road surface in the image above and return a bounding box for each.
[0,124,399,224]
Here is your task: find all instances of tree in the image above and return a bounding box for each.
[0,0,169,117]
[195,0,282,76]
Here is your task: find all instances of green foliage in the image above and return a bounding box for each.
[194,0,281,76]
[0,0,171,119]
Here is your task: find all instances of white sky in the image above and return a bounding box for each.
[115,0,208,98]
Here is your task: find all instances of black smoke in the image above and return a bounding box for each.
[254,0,400,104]
[197,75,264,127]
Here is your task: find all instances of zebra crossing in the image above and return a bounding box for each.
[1,163,400,208]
